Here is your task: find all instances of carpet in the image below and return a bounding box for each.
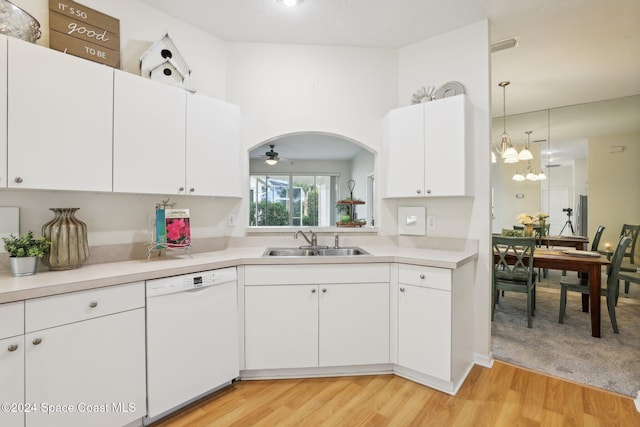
[491,272,640,397]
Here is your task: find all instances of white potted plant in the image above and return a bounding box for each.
[2,231,50,277]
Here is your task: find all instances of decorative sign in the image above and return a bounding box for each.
[48,0,120,68]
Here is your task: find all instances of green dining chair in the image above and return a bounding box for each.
[618,224,639,294]
[558,236,631,333]
[492,236,537,328]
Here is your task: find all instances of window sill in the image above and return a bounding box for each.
[246,226,379,234]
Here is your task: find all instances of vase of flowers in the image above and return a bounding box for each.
[516,212,537,237]
[536,212,549,237]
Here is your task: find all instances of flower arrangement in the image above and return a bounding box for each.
[517,212,549,225]
[516,212,537,225]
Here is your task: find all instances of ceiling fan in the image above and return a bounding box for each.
[258,144,290,165]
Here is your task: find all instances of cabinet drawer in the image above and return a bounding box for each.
[25,282,145,332]
[0,301,24,339]
[245,264,389,285]
[398,264,451,291]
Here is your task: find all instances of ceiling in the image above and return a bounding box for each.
[141,0,640,163]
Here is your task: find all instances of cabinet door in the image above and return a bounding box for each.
[319,283,389,367]
[0,35,6,188]
[424,95,469,196]
[0,335,24,427]
[245,285,318,369]
[113,70,186,194]
[398,284,451,381]
[383,103,424,198]
[25,309,146,427]
[186,93,242,197]
[7,38,113,192]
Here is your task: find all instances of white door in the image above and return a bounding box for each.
[244,285,318,369]
[542,187,570,235]
[7,38,113,192]
[319,283,389,367]
[0,35,7,188]
[0,335,24,427]
[383,104,425,197]
[186,94,241,197]
[25,309,146,427]
[424,95,468,196]
[113,70,186,194]
[398,284,451,381]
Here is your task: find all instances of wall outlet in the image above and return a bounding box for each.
[427,215,437,230]
[227,214,236,227]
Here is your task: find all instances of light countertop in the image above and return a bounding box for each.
[0,245,477,304]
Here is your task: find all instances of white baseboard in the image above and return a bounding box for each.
[635,390,640,412]
[473,351,494,368]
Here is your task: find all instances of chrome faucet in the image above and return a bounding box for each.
[334,233,340,249]
[294,230,317,247]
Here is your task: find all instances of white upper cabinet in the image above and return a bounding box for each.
[113,70,186,195]
[186,93,242,197]
[0,36,6,189]
[383,94,472,198]
[7,38,113,192]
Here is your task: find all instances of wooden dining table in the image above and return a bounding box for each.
[539,235,589,250]
[494,246,611,337]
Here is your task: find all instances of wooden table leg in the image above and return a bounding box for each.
[579,272,589,312]
[588,264,602,338]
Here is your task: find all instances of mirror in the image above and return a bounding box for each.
[492,95,640,248]
[248,132,375,228]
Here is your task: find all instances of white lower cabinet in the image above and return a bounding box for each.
[245,284,318,369]
[244,264,390,371]
[24,283,146,427]
[398,283,451,380]
[395,263,475,394]
[0,301,25,427]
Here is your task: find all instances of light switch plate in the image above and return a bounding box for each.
[398,207,426,236]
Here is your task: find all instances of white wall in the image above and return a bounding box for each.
[11,0,228,98]
[589,132,640,254]
[226,42,398,233]
[388,21,491,361]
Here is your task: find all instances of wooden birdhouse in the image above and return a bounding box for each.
[140,33,192,89]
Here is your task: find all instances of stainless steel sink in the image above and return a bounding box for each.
[262,247,371,257]
[316,247,370,256]
[263,248,320,257]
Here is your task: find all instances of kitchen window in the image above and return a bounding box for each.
[249,174,339,226]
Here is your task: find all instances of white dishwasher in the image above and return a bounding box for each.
[145,267,239,423]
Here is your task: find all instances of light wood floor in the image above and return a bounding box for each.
[151,362,640,426]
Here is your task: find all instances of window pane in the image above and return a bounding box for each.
[250,174,339,227]
[250,175,291,226]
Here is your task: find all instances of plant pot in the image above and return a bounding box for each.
[340,214,351,222]
[9,256,38,277]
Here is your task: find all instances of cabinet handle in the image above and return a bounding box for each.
[311,288,316,293]
[14,177,23,183]
[322,288,327,293]
[179,187,185,192]
[189,188,195,193]
[32,338,42,346]
[89,301,98,308]
[419,274,425,279]
[399,287,405,292]
[8,343,19,352]
[416,189,421,194]
[426,189,431,194]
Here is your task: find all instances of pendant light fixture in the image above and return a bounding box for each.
[518,131,534,161]
[512,170,525,182]
[495,81,519,163]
